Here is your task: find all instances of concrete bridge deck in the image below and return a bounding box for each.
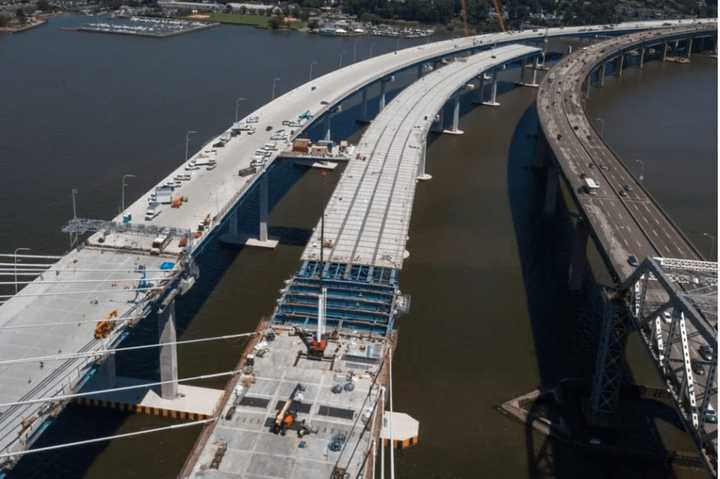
[302,44,541,270]
[0,17,715,471]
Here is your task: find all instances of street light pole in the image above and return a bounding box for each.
[271,77,281,100]
[634,159,645,183]
[703,233,716,261]
[309,61,318,81]
[185,130,198,164]
[234,97,246,123]
[71,188,78,219]
[14,247,30,294]
[121,174,136,212]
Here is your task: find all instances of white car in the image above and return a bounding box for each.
[662,311,672,324]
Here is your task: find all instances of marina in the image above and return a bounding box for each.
[69,17,218,38]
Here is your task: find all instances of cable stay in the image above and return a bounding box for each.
[0,331,257,366]
[0,370,240,408]
[0,418,215,460]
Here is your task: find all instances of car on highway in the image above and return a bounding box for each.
[663,311,672,324]
[628,255,639,267]
[706,404,717,424]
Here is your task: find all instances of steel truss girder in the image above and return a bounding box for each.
[590,292,628,416]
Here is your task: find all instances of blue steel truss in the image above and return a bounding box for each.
[272,261,399,336]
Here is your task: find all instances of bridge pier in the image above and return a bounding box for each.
[481,71,500,107]
[686,37,693,59]
[431,107,444,133]
[517,56,540,88]
[158,300,178,400]
[599,62,606,87]
[639,47,645,69]
[617,53,624,77]
[568,219,589,292]
[662,42,668,62]
[417,63,424,79]
[442,95,464,135]
[379,80,386,112]
[472,75,485,104]
[417,140,432,181]
[359,87,369,123]
[246,173,277,248]
[584,77,591,98]
[324,114,332,142]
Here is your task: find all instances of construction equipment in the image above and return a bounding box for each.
[94,309,118,339]
[299,287,328,358]
[492,0,506,32]
[460,0,469,36]
[272,383,305,435]
[460,0,505,36]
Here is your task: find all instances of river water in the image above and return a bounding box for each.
[0,17,716,479]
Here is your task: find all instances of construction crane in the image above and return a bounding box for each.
[460,0,506,36]
[492,0,507,32]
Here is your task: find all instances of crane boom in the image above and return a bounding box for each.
[493,0,506,32]
[460,0,469,36]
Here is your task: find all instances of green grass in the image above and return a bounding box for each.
[208,13,271,28]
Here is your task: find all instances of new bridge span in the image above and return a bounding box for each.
[180,43,541,479]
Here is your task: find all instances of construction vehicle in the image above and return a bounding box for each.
[300,287,328,358]
[272,383,305,435]
[94,309,118,339]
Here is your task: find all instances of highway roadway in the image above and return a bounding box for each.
[537,24,717,472]
[537,25,713,280]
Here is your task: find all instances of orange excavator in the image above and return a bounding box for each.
[460,0,506,36]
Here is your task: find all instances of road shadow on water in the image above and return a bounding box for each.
[506,105,686,478]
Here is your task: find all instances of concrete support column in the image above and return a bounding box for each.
[639,47,645,69]
[158,301,178,400]
[98,353,116,389]
[531,56,539,85]
[520,58,527,83]
[361,87,368,122]
[662,42,668,62]
[431,107,444,133]
[584,77,591,98]
[417,140,432,181]
[245,172,278,248]
[599,63,606,87]
[259,173,269,242]
[417,63,423,78]
[617,53,624,77]
[472,75,485,104]
[324,115,332,142]
[569,220,590,292]
[481,71,500,107]
[686,38,693,58]
[443,95,464,135]
[543,166,559,216]
[379,79,387,112]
